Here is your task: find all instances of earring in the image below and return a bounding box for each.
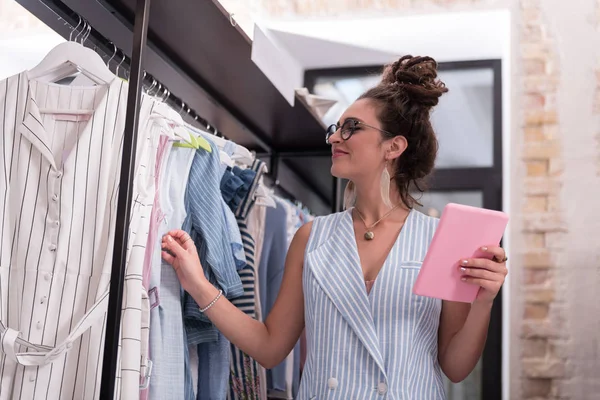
[380,162,393,208]
[343,180,356,210]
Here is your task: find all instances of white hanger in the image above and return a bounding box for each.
[150,101,187,141]
[230,146,254,167]
[151,101,215,152]
[219,150,234,168]
[28,41,115,86]
[152,101,184,126]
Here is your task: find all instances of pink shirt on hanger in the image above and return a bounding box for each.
[142,134,170,291]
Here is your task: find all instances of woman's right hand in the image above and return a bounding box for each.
[161,230,206,295]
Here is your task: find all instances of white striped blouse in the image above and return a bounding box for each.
[0,72,155,400]
[299,208,446,400]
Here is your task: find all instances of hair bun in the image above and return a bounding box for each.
[381,55,448,111]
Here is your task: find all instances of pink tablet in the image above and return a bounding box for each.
[413,203,509,303]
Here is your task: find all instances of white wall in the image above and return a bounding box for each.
[0,34,64,79]
[265,10,510,66]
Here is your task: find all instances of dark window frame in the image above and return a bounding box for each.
[305,59,504,400]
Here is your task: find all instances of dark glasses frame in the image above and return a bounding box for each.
[326,118,393,143]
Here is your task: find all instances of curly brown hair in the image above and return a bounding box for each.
[358,55,448,209]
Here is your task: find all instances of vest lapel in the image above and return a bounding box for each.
[306,212,387,378]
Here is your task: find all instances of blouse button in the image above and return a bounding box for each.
[327,377,338,390]
[378,382,388,395]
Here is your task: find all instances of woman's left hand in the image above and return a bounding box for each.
[459,246,508,305]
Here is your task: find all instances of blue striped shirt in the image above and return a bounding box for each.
[182,140,244,345]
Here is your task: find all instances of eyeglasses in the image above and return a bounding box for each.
[326,118,393,143]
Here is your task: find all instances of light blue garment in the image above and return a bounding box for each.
[197,332,231,400]
[148,146,196,400]
[182,139,244,345]
[298,209,445,400]
[184,336,197,400]
[257,201,289,392]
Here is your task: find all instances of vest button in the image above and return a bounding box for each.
[327,377,338,390]
[378,382,388,395]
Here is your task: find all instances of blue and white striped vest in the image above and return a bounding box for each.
[298,208,445,400]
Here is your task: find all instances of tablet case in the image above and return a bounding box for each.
[412,203,509,303]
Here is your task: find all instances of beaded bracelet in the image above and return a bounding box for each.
[199,290,223,313]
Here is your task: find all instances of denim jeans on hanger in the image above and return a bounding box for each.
[196,332,231,400]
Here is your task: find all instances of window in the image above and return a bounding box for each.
[0,0,64,79]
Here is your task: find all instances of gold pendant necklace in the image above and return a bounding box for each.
[355,204,401,241]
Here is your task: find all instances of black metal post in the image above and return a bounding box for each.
[99,0,151,398]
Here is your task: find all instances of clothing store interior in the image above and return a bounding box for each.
[2,0,599,400]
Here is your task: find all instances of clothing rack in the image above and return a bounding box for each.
[18,0,338,214]
[13,1,344,398]
[18,0,325,210]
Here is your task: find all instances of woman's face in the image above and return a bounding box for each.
[329,98,389,182]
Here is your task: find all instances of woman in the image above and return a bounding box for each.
[161,55,508,399]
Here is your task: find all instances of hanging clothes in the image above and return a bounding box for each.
[227,230,261,400]
[141,135,171,292]
[180,138,243,400]
[196,331,230,400]
[146,144,197,400]
[182,141,244,345]
[139,133,171,400]
[227,159,267,400]
[220,165,254,271]
[116,101,161,400]
[245,202,268,400]
[255,200,289,397]
[0,47,321,400]
[0,73,155,400]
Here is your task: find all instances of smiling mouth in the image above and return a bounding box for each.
[332,151,348,158]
